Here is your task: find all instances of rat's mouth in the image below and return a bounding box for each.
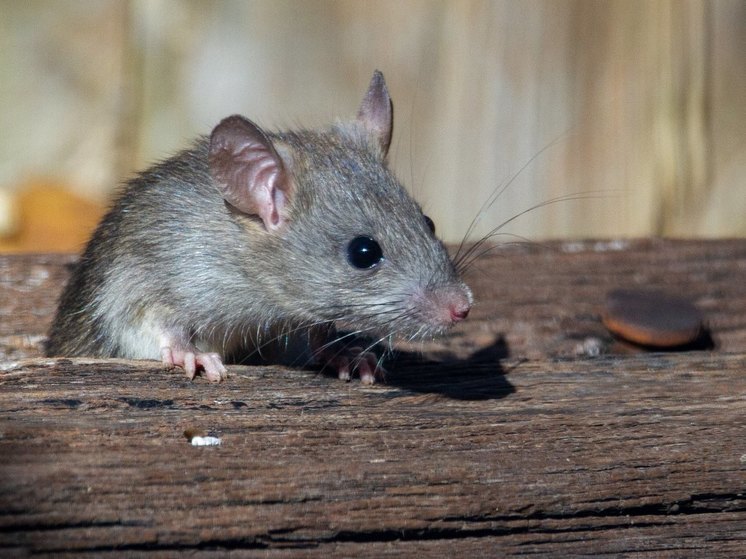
[324,280,472,343]
[334,316,456,344]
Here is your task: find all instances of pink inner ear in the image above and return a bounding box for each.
[208,115,289,231]
[269,182,287,228]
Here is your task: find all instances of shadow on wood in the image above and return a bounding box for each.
[382,336,515,401]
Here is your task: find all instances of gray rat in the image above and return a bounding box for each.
[45,71,472,384]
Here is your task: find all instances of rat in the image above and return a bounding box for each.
[45,71,472,384]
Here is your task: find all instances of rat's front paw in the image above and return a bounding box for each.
[322,347,386,385]
[160,345,228,382]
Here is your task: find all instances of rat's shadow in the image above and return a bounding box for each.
[232,335,515,401]
[363,336,514,401]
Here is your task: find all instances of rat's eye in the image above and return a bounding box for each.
[423,215,435,234]
[347,236,383,269]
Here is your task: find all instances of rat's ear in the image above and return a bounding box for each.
[357,70,393,157]
[209,115,290,232]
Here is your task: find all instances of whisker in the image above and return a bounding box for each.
[454,130,572,264]
[454,190,621,272]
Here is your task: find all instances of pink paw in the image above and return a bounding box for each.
[161,346,227,382]
[322,347,386,385]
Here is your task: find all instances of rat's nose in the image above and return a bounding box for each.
[449,301,471,323]
[428,284,473,328]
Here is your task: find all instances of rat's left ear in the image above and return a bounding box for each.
[209,115,291,232]
[357,70,393,157]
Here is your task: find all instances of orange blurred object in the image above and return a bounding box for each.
[0,182,104,253]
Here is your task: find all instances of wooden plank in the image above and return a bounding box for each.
[0,354,744,557]
[1,239,745,556]
[0,253,75,361]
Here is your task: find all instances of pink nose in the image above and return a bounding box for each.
[449,303,470,322]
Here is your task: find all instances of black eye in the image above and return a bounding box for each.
[347,236,383,269]
[424,215,435,234]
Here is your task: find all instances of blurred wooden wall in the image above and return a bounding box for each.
[0,0,744,251]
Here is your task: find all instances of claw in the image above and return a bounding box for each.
[359,359,375,385]
[183,352,197,379]
[336,356,352,382]
[322,347,385,384]
[161,347,175,368]
[199,352,228,382]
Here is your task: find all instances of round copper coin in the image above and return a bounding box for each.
[602,288,703,347]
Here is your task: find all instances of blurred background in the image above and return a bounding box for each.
[0,0,744,253]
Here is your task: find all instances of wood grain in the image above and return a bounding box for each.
[1,240,745,556]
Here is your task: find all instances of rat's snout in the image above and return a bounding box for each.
[393,282,472,339]
[427,284,472,328]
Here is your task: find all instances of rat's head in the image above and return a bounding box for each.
[208,71,472,340]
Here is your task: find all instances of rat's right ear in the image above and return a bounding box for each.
[209,115,290,232]
[357,70,393,157]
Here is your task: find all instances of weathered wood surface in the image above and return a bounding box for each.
[1,240,745,557]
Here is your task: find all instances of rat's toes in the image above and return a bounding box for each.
[161,347,175,368]
[160,344,226,381]
[357,351,385,385]
[183,352,197,379]
[314,342,384,383]
[359,360,375,385]
[197,353,228,382]
[344,349,384,384]
[161,346,196,379]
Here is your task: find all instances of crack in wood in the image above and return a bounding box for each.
[0,519,149,533]
[437,492,746,525]
[21,493,746,554]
